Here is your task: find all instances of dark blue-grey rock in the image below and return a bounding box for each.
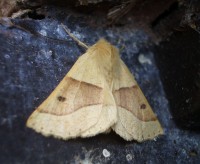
[0,6,199,164]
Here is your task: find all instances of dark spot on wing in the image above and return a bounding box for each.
[140,104,146,109]
[57,96,66,102]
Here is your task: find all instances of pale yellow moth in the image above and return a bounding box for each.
[26,39,163,142]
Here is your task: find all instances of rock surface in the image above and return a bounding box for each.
[0,5,199,164]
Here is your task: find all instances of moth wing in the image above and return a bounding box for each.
[27,51,117,140]
[112,60,163,141]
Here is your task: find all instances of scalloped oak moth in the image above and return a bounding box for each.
[26,39,163,141]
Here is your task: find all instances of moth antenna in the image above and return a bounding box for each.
[61,24,89,49]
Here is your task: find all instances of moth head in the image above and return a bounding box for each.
[88,39,120,58]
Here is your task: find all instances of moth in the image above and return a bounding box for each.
[26,39,163,141]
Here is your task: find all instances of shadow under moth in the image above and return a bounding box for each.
[26,39,163,142]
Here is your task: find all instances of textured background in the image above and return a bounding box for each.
[0,2,200,164]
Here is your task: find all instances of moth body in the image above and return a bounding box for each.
[27,39,163,141]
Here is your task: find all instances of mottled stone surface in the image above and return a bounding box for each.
[0,5,199,164]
